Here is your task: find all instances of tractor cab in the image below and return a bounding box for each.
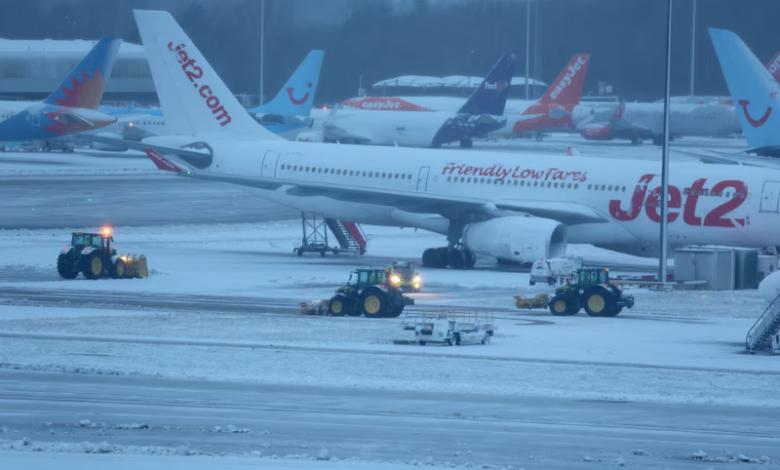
[576,268,609,287]
[71,232,114,253]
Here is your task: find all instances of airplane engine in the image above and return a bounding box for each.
[582,124,612,140]
[462,216,567,263]
[758,270,780,304]
[90,133,128,151]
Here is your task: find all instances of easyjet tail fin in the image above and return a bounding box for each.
[251,50,324,116]
[457,53,516,116]
[133,10,282,140]
[536,54,590,106]
[709,28,780,148]
[766,51,780,83]
[42,37,122,110]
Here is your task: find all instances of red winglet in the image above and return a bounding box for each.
[145,149,183,172]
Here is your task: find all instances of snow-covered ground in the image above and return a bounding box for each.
[0,220,777,408]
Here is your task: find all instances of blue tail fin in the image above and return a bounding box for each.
[709,28,780,148]
[457,53,516,116]
[42,37,122,110]
[251,50,324,116]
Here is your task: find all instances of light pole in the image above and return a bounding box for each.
[659,0,673,286]
[525,0,531,100]
[690,0,696,96]
[260,0,265,105]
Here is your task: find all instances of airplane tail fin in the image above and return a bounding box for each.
[709,28,780,148]
[766,50,780,83]
[613,100,626,120]
[536,54,590,107]
[133,10,281,139]
[251,50,324,116]
[457,53,516,116]
[42,37,122,110]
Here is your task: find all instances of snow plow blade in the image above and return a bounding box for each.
[121,254,149,278]
[300,299,329,315]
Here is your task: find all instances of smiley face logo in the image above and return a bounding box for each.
[286,82,312,105]
[738,99,772,127]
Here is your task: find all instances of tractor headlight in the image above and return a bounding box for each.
[413,275,421,283]
[390,274,401,284]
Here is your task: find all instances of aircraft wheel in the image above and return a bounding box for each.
[422,248,438,267]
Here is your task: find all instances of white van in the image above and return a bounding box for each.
[529,257,583,286]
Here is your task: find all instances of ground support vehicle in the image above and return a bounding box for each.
[548,269,634,317]
[402,311,494,346]
[57,230,148,280]
[388,261,422,292]
[514,293,550,310]
[327,268,415,318]
[529,257,582,286]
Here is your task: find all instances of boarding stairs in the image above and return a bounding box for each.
[325,218,367,254]
[296,212,367,257]
[746,291,780,354]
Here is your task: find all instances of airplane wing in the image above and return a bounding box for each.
[673,148,780,168]
[114,113,150,123]
[74,134,213,168]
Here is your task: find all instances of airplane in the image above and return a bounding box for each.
[305,52,515,148]
[247,49,324,137]
[92,10,780,272]
[0,37,124,144]
[709,28,780,158]
[577,99,741,145]
[92,49,325,150]
[338,54,594,139]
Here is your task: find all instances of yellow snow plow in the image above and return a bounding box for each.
[118,254,149,278]
[514,293,550,310]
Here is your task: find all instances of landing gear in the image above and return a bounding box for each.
[459,138,473,149]
[421,246,476,270]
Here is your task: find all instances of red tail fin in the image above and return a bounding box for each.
[766,51,780,82]
[613,100,626,119]
[145,149,183,172]
[537,54,590,106]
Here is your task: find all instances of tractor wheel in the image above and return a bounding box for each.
[549,296,575,316]
[328,295,349,317]
[83,251,104,280]
[583,288,615,317]
[111,258,126,279]
[463,249,477,269]
[359,288,388,318]
[422,248,438,267]
[56,253,78,280]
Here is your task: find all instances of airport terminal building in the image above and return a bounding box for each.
[0,38,155,102]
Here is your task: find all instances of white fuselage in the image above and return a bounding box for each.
[325,109,453,147]
[341,96,593,136]
[583,102,741,137]
[171,137,779,258]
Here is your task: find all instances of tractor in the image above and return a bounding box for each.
[548,268,635,317]
[57,229,147,280]
[328,268,415,318]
